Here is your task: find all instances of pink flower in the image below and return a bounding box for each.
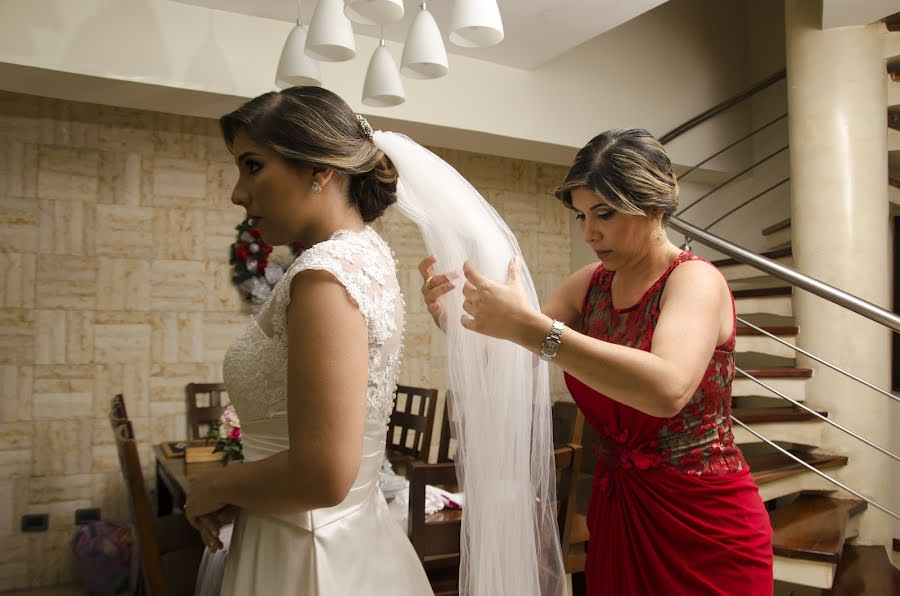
[221,405,240,428]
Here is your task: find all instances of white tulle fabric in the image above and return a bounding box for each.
[374,131,565,596]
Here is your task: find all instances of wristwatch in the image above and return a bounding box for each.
[540,320,566,362]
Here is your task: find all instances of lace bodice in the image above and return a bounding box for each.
[222,226,405,427]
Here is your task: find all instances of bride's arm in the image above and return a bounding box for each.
[189,269,368,517]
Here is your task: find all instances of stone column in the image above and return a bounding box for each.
[785,0,892,545]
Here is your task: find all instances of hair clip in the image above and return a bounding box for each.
[355,114,374,139]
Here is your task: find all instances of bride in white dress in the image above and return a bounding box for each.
[185,87,433,595]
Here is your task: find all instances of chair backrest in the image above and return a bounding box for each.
[554,442,584,571]
[185,382,227,439]
[436,391,456,464]
[551,400,585,446]
[110,394,129,426]
[387,385,439,461]
[108,398,167,596]
[548,402,589,573]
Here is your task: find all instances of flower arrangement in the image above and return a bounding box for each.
[230,218,304,310]
[205,405,243,465]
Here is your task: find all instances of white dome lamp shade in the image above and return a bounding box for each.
[362,40,405,107]
[400,3,448,79]
[344,0,405,26]
[306,0,357,62]
[449,0,504,48]
[276,21,322,88]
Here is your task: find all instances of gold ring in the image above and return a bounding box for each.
[424,276,434,290]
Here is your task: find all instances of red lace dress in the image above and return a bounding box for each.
[564,251,773,595]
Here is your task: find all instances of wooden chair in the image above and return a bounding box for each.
[435,391,456,464]
[407,443,584,596]
[556,443,587,582]
[386,385,439,462]
[109,397,203,596]
[185,382,228,439]
[110,394,129,427]
[551,400,590,595]
[407,460,461,596]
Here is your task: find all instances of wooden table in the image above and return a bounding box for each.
[153,444,224,515]
[154,444,461,521]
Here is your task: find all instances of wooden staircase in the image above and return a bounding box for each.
[711,244,875,591]
[770,494,867,589]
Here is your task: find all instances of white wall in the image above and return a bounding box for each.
[823,0,899,29]
[570,0,790,270]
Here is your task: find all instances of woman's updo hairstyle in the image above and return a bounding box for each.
[554,128,678,223]
[220,86,397,223]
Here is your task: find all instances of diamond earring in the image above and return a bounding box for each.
[650,225,665,246]
[311,181,322,194]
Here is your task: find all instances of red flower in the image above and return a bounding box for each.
[249,228,262,239]
[679,448,704,470]
[235,243,250,261]
[229,427,241,441]
[667,417,685,434]
[257,259,268,272]
[260,244,273,255]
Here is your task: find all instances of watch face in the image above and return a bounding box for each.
[542,341,560,358]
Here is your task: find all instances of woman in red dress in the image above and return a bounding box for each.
[420,128,773,595]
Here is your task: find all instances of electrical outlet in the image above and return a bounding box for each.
[75,508,101,525]
[21,514,49,533]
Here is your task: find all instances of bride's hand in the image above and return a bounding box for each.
[418,255,456,330]
[193,505,238,553]
[194,513,224,552]
[460,258,535,342]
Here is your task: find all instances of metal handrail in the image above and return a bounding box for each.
[677,113,788,182]
[737,318,900,406]
[732,417,900,521]
[676,146,788,218]
[659,69,787,144]
[704,178,790,230]
[735,367,900,463]
[669,217,900,333]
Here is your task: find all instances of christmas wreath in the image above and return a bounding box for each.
[230,218,304,309]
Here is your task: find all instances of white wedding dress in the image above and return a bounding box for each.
[218,226,433,595]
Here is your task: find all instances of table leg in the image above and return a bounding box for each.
[156,461,174,516]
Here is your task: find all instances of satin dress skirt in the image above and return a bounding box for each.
[219,418,433,596]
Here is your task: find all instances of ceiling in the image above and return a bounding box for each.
[170,0,669,69]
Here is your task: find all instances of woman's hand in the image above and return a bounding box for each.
[192,506,237,552]
[460,258,538,342]
[417,255,456,330]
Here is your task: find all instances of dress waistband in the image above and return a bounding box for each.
[239,418,387,531]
